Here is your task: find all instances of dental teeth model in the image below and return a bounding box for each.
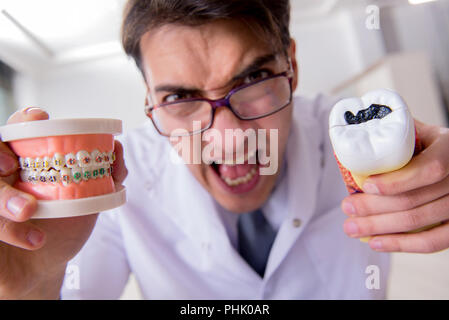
[329,89,440,235]
[329,89,420,193]
[19,151,114,186]
[0,117,126,219]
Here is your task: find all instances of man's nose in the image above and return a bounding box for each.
[210,107,253,154]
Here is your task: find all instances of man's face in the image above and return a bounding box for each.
[140,20,298,213]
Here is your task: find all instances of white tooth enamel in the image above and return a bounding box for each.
[65,153,77,168]
[20,170,29,182]
[39,170,49,183]
[82,168,92,181]
[35,158,43,170]
[102,152,110,164]
[29,158,37,170]
[42,157,51,170]
[53,153,65,170]
[60,168,72,186]
[19,158,26,170]
[91,167,99,180]
[223,166,258,187]
[329,89,415,175]
[72,167,83,184]
[25,158,32,169]
[77,150,92,168]
[48,169,59,183]
[91,150,103,167]
[108,152,114,165]
[29,170,39,184]
[98,167,105,178]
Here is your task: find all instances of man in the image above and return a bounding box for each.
[0,0,449,299]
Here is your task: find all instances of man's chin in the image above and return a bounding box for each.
[210,173,278,214]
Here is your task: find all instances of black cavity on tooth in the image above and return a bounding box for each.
[344,104,393,125]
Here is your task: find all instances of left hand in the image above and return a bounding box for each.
[341,119,449,253]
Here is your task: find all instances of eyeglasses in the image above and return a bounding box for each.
[145,65,294,137]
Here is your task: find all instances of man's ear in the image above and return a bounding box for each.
[289,38,299,92]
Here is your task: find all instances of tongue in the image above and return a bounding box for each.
[218,163,256,179]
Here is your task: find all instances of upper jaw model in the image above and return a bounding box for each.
[329,88,416,187]
[0,118,126,219]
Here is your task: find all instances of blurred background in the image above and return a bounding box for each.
[0,0,448,299]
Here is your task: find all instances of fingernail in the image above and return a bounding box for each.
[342,201,356,216]
[363,183,380,195]
[7,196,29,216]
[344,221,359,236]
[0,153,17,174]
[27,230,44,247]
[370,239,383,250]
[23,107,42,114]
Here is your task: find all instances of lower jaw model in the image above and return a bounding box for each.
[329,89,439,234]
[0,118,126,219]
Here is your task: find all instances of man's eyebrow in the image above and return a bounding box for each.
[154,53,278,94]
[231,53,277,82]
[155,85,200,94]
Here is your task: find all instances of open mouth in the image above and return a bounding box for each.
[209,149,261,194]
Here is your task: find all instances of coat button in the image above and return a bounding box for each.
[293,219,302,228]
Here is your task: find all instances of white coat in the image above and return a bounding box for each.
[61,95,390,300]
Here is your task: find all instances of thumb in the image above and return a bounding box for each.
[7,107,49,124]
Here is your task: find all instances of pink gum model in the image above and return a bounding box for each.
[9,134,115,200]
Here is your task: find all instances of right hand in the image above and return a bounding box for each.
[0,108,128,299]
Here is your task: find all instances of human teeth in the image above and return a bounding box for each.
[77,151,92,168]
[65,153,77,168]
[329,89,415,176]
[222,167,258,187]
[53,153,65,170]
[29,158,37,170]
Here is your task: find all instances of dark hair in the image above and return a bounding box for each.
[121,0,291,75]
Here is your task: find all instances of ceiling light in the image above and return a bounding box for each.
[408,0,438,5]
